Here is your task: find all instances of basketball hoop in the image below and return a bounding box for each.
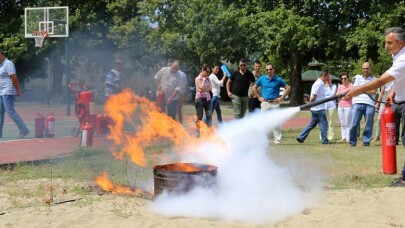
[32,31,48,48]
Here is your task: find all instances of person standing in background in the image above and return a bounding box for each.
[154,59,183,120]
[324,73,337,140]
[337,73,353,142]
[0,50,30,138]
[248,60,262,113]
[373,81,393,142]
[254,63,290,144]
[226,58,256,119]
[296,71,330,144]
[209,64,226,123]
[176,69,188,123]
[349,62,376,147]
[104,59,124,99]
[195,64,212,135]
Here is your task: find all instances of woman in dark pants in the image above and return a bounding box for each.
[195,64,212,136]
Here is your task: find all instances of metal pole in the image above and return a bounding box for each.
[65,38,70,116]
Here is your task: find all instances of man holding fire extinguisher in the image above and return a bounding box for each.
[346,27,405,186]
[0,50,30,139]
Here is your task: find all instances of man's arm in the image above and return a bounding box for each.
[279,85,291,101]
[253,85,262,101]
[226,79,233,97]
[11,74,21,96]
[346,73,394,98]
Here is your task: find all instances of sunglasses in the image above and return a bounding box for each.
[341,78,348,80]
[239,64,246,67]
[265,69,273,72]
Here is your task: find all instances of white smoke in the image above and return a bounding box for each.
[150,107,324,224]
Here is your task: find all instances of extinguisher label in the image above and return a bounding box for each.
[386,123,396,146]
[89,102,96,115]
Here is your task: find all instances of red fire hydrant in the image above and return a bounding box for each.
[81,122,93,147]
[45,114,55,137]
[381,103,397,174]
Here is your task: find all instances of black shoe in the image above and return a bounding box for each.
[391,178,405,187]
[17,131,29,139]
[322,141,331,144]
[350,143,356,147]
[296,138,304,143]
[363,142,370,146]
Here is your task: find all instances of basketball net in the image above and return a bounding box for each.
[32,31,48,48]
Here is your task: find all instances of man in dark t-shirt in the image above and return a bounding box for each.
[226,58,256,119]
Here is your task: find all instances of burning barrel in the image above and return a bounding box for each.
[153,163,217,196]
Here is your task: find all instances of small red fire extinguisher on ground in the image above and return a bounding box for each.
[381,103,397,174]
[81,122,93,147]
[35,114,45,138]
[45,114,55,137]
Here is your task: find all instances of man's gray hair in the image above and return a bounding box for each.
[384,27,405,42]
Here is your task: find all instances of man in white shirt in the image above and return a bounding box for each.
[346,27,405,186]
[0,50,30,138]
[348,62,376,147]
[297,71,330,144]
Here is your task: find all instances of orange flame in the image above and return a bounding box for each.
[96,171,143,195]
[97,88,228,194]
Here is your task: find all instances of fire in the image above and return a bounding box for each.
[96,88,227,195]
[95,171,143,195]
[171,163,201,172]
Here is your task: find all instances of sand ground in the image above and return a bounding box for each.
[1,179,404,228]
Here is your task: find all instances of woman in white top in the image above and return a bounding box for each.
[209,64,226,123]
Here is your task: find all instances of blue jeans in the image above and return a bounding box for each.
[0,95,29,137]
[210,96,222,123]
[297,109,329,144]
[349,103,375,145]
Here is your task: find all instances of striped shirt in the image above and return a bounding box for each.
[0,58,17,95]
[104,69,121,97]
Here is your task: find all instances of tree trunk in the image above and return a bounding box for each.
[288,51,304,106]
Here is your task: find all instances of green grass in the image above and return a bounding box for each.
[1,107,404,212]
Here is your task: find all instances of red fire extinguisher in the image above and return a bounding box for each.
[81,122,93,147]
[45,114,55,137]
[381,103,397,174]
[35,114,45,138]
[156,90,165,112]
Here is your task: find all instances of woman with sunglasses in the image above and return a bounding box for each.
[337,73,353,142]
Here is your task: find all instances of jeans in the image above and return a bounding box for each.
[338,106,352,140]
[166,99,178,120]
[0,95,29,137]
[297,109,329,144]
[195,97,212,130]
[210,96,223,123]
[349,103,375,145]
[231,95,248,119]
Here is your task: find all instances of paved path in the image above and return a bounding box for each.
[0,103,310,165]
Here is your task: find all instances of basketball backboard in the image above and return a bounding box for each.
[25,6,69,38]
